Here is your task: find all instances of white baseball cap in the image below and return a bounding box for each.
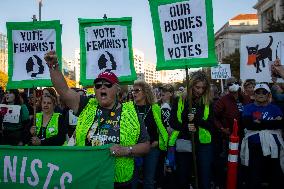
[254,83,271,93]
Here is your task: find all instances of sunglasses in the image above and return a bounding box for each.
[227,82,239,87]
[94,82,113,89]
[255,90,269,95]
[132,88,142,94]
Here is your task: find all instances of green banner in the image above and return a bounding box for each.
[149,0,217,70]
[6,20,62,89]
[79,17,137,86]
[0,145,114,189]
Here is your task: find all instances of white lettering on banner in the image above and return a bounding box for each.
[2,156,73,187]
[27,159,42,186]
[158,0,208,60]
[60,172,73,189]
[20,157,27,183]
[43,163,59,189]
[4,156,17,183]
[229,142,239,151]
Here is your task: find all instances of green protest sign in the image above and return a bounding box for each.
[79,17,137,86]
[149,0,217,70]
[0,145,114,189]
[6,20,62,89]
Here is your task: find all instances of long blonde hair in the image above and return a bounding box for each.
[188,70,210,105]
[133,80,156,105]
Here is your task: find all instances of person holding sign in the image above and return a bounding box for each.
[1,89,30,146]
[27,94,66,146]
[44,51,150,189]
[170,71,215,189]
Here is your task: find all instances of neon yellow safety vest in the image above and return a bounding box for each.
[75,98,140,183]
[199,105,211,144]
[168,97,211,145]
[152,104,169,151]
[36,112,60,139]
[168,97,183,147]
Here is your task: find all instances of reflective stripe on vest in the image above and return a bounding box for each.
[36,112,60,139]
[169,96,184,146]
[152,104,168,151]
[198,105,211,144]
[168,98,211,145]
[75,98,140,183]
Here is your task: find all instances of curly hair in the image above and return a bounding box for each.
[133,80,156,105]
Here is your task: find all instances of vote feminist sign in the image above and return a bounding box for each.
[79,17,137,86]
[6,20,62,89]
[149,0,217,70]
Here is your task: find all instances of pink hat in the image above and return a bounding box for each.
[94,71,119,84]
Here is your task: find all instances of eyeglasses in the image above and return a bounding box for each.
[255,90,269,95]
[132,88,142,94]
[227,82,239,87]
[94,82,113,89]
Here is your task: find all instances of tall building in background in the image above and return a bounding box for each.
[254,0,284,32]
[133,48,186,84]
[144,61,158,84]
[215,14,259,62]
[62,57,75,80]
[0,33,8,73]
[133,48,145,81]
[74,48,80,87]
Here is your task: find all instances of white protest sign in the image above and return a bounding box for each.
[149,0,217,70]
[79,18,136,86]
[158,0,208,60]
[211,64,231,79]
[68,110,78,126]
[0,104,21,123]
[240,32,284,82]
[12,29,55,81]
[6,21,62,89]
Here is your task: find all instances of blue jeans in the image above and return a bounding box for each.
[132,147,160,189]
[197,143,213,189]
[143,147,160,189]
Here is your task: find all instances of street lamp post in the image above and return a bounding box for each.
[39,0,43,21]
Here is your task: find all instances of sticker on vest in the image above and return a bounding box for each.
[48,127,55,133]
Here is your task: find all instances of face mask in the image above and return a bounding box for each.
[228,84,240,92]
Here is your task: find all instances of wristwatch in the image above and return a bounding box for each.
[128,146,133,156]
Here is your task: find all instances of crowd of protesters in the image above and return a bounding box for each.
[0,53,283,189]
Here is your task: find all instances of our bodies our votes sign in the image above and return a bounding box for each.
[240,32,284,82]
[211,64,231,79]
[6,21,62,89]
[149,0,217,70]
[79,18,136,86]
